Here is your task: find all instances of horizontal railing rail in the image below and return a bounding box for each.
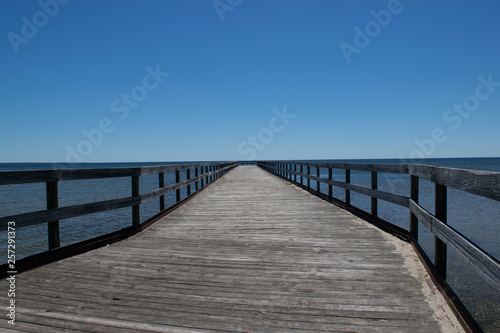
[258,160,499,332]
[0,162,238,250]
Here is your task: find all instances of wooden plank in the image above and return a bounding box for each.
[0,162,238,186]
[409,164,500,201]
[409,199,500,293]
[0,168,140,185]
[0,196,138,230]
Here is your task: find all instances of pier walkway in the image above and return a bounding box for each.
[1,166,462,332]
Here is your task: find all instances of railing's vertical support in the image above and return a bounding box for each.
[209,166,213,182]
[201,167,205,187]
[328,167,333,201]
[294,164,297,182]
[195,167,199,192]
[159,172,165,211]
[186,168,191,196]
[46,181,60,249]
[132,175,140,226]
[307,166,310,188]
[410,175,419,240]
[435,184,447,278]
[175,170,181,203]
[316,167,320,193]
[345,169,351,206]
[300,165,303,185]
[371,171,378,217]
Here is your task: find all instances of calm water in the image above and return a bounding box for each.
[1,158,499,331]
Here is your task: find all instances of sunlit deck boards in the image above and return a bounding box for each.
[1,166,456,332]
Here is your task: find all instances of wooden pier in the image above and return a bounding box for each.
[0,166,467,332]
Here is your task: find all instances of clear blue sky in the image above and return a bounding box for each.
[1,0,499,163]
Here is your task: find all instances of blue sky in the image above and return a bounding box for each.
[1,0,499,163]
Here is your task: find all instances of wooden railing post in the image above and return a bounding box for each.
[195,167,199,191]
[159,172,165,211]
[294,164,297,182]
[328,168,333,200]
[132,175,140,226]
[307,166,310,188]
[307,165,311,188]
[410,175,419,240]
[435,184,447,278]
[371,171,378,217]
[201,167,205,187]
[345,169,351,206]
[186,169,191,196]
[175,170,181,203]
[316,167,320,193]
[46,181,60,249]
[300,165,303,185]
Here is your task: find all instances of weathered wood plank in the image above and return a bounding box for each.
[0,162,237,185]
[409,199,500,293]
[409,164,500,201]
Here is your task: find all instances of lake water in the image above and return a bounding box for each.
[1,158,499,331]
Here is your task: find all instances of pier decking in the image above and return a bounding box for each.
[0,166,461,332]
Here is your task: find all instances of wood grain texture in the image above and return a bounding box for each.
[409,199,500,293]
[409,164,500,201]
[0,166,448,332]
[0,162,237,185]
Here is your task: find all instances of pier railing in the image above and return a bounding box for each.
[0,162,237,266]
[258,160,500,332]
